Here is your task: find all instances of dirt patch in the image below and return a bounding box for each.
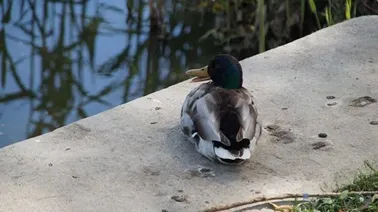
[311,140,333,151]
[53,123,91,140]
[312,141,327,150]
[349,96,376,107]
[265,124,295,144]
[186,165,215,178]
[142,167,161,176]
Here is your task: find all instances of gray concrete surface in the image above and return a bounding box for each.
[2,16,378,212]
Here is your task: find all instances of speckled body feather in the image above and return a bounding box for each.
[180,81,262,164]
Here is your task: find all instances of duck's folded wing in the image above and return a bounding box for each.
[234,89,261,142]
[191,93,224,143]
[182,83,227,144]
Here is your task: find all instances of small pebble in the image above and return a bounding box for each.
[65,148,71,151]
[72,175,78,179]
[178,189,183,193]
[161,210,168,212]
[150,122,158,124]
[155,107,161,110]
[370,121,378,125]
[282,107,288,110]
[327,102,337,106]
[48,163,53,167]
[171,195,187,202]
[199,167,211,173]
[318,133,327,138]
[326,96,335,99]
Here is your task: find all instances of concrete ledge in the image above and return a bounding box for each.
[1,16,378,212]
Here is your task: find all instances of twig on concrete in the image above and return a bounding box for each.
[202,191,378,212]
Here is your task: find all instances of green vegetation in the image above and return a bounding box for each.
[339,162,378,192]
[190,0,377,58]
[292,161,378,212]
[293,191,378,211]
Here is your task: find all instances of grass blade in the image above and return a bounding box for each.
[345,0,352,20]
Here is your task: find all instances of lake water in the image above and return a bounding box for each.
[0,0,228,147]
[1,0,372,147]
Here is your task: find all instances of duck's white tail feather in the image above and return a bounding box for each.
[214,147,251,160]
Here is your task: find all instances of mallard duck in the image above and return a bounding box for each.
[180,54,262,165]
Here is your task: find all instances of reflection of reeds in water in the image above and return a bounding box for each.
[0,0,221,142]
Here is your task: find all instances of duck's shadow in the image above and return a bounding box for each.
[160,124,270,183]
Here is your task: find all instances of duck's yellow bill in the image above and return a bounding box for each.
[185,66,210,83]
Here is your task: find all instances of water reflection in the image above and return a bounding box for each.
[0,0,224,147]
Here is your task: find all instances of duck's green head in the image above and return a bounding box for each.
[186,54,243,89]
